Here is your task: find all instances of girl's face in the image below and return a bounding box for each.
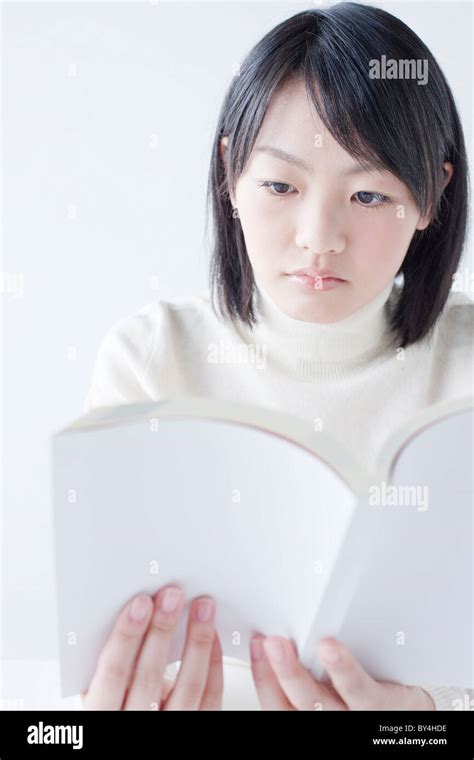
[221,78,451,324]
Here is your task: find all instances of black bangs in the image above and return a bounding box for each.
[206,2,469,347]
[301,2,453,220]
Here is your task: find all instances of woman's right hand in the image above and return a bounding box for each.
[81,585,223,710]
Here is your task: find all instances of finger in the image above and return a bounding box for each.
[162,633,223,711]
[165,596,216,710]
[250,635,296,710]
[199,631,224,711]
[160,676,176,707]
[85,593,154,710]
[317,637,378,710]
[124,585,185,710]
[263,636,345,711]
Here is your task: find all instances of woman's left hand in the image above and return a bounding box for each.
[249,635,435,711]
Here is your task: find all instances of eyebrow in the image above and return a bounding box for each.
[253,144,380,176]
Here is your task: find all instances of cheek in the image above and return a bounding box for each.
[236,181,290,238]
[350,207,419,271]
[241,198,288,236]
[237,198,291,269]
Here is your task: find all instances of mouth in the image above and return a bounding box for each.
[286,272,348,291]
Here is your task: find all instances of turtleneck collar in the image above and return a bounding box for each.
[242,277,399,382]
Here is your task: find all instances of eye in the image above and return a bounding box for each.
[354,191,391,208]
[259,181,297,196]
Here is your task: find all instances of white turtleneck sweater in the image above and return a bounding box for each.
[80,276,473,711]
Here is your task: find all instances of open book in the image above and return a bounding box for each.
[51,395,474,698]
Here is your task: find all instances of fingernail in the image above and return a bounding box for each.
[196,597,214,622]
[264,639,286,663]
[250,637,263,661]
[130,594,152,622]
[160,587,184,613]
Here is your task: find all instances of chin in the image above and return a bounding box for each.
[291,300,350,323]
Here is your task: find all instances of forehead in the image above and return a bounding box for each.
[252,79,337,161]
[248,78,392,180]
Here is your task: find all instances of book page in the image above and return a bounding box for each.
[52,415,358,697]
[331,405,473,687]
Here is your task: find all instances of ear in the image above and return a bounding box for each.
[219,134,229,162]
[415,161,454,231]
[441,160,454,191]
[219,134,237,207]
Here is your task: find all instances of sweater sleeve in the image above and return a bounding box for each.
[420,684,474,711]
[419,297,473,711]
[82,305,159,415]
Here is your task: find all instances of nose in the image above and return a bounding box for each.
[294,198,346,256]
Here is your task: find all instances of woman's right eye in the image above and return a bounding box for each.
[259,181,297,196]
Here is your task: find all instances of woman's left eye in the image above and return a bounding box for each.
[260,181,296,196]
[354,191,390,207]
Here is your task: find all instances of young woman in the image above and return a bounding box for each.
[80,2,473,710]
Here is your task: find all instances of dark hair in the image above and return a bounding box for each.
[205,1,469,348]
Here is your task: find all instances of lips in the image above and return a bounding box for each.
[288,272,347,292]
[289,268,346,281]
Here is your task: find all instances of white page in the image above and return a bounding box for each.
[52,416,356,697]
[334,407,474,687]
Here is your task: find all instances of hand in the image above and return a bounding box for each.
[81,585,223,710]
[249,635,435,711]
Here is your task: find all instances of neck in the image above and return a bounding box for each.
[246,278,398,382]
